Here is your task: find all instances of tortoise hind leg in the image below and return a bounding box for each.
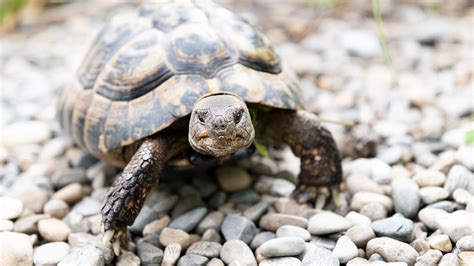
[101,137,168,254]
[258,109,343,207]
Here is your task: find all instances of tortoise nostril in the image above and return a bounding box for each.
[212,116,227,131]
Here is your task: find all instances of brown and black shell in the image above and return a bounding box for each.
[57,0,304,163]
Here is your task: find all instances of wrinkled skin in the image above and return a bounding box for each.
[189,93,255,157]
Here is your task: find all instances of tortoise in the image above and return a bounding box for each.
[57,0,342,252]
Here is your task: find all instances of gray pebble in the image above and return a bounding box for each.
[346,224,375,248]
[260,257,302,266]
[259,237,305,258]
[332,235,358,263]
[259,213,308,231]
[221,214,256,244]
[243,201,269,222]
[360,202,387,221]
[276,225,311,241]
[220,239,257,266]
[186,241,222,258]
[444,164,474,195]
[457,235,474,251]
[439,253,459,266]
[58,244,104,266]
[228,189,260,204]
[371,215,414,242]
[201,228,222,243]
[268,178,296,197]
[43,199,69,219]
[250,231,275,249]
[438,210,474,242]
[177,254,209,266]
[391,177,420,218]
[169,207,207,232]
[13,214,49,234]
[72,197,101,217]
[137,241,164,265]
[366,237,419,265]
[129,206,160,234]
[346,174,384,194]
[308,211,351,235]
[419,186,450,204]
[309,236,336,250]
[196,211,223,234]
[301,242,338,266]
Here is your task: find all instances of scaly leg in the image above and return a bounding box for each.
[101,137,168,254]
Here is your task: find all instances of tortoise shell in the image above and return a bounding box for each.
[57,1,303,161]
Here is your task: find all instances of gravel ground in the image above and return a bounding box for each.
[1,1,473,265]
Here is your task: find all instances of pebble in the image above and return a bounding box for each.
[160,228,194,249]
[52,182,83,204]
[207,258,225,266]
[276,225,311,241]
[268,178,296,197]
[339,29,382,58]
[360,202,387,221]
[366,237,419,265]
[332,235,358,263]
[346,224,375,248]
[58,244,104,266]
[0,196,23,220]
[428,234,452,252]
[456,145,474,170]
[178,254,209,265]
[415,249,442,265]
[452,188,472,204]
[0,232,33,266]
[243,201,269,222]
[371,215,414,242]
[418,207,448,230]
[301,243,339,266]
[459,252,474,265]
[419,186,449,204]
[68,232,95,249]
[201,228,222,243]
[196,211,223,234]
[221,214,256,244]
[117,251,140,266]
[457,235,474,251]
[220,239,257,266]
[413,170,447,187]
[308,211,351,235]
[259,213,308,231]
[437,210,474,242]
[169,207,207,232]
[346,174,384,194]
[137,241,164,265]
[216,167,252,192]
[392,177,421,218]
[258,237,305,258]
[143,216,170,236]
[444,164,474,195]
[13,214,49,234]
[38,218,71,241]
[350,192,393,212]
[73,196,101,217]
[43,199,69,219]
[186,241,222,258]
[260,257,302,266]
[345,211,371,226]
[33,242,71,265]
[1,121,51,147]
[162,243,182,266]
[129,206,160,234]
[0,219,14,231]
[439,253,459,266]
[250,231,275,249]
[8,181,49,213]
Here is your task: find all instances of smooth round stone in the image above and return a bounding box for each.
[308,211,351,235]
[411,238,430,255]
[250,231,275,249]
[268,178,296,197]
[8,181,49,213]
[345,211,371,226]
[117,251,140,266]
[215,167,252,192]
[1,121,51,147]
[220,239,257,266]
[186,241,222,258]
[221,214,256,244]
[260,257,302,266]
[413,170,446,187]
[207,258,224,266]
[13,214,49,234]
[428,234,452,252]
[415,249,442,265]
[459,251,474,265]
[301,243,338,265]
[169,207,207,233]
[350,192,393,212]
[258,237,305,258]
[38,218,71,242]
[444,164,474,195]
[332,235,358,263]
[347,257,369,265]
[259,213,308,231]
[178,254,208,266]
[72,197,101,216]
[418,207,448,230]
[143,216,171,236]
[276,225,311,241]
[438,210,474,242]
[52,183,84,204]
[439,253,459,266]
[201,228,222,243]
[0,219,14,231]
[58,244,104,266]
[68,232,96,249]
[360,202,387,221]
[33,242,71,265]
[346,224,375,248]
[0,232,33,266]
[371,215,414,242]
[137,241,163,264]
[43,199,69,219]
[310,236,336,251]
[452,188,472,204]
[243,201,270,222]
[419,186,450,204]
[162,243,182,266]
[456,145,474,170]
[457,235,474,251]
[391,177,420,218]
[160,228,193,249]
[0,196,23,220]
[196,211,224,234]
[366,237,419,265]
[346,174,384,194]
[130,206,160,234]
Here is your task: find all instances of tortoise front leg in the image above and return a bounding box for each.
[102,137,168,254]
[259,109,342,207]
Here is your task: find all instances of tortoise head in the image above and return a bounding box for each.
[189,92,255,157]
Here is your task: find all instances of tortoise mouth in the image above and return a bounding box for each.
[189,130,253,157]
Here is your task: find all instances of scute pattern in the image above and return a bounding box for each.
[59,1,304,160]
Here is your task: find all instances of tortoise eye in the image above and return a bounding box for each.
[234,110,243,124]
[196,111,207,123]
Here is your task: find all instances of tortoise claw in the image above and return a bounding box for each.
[291,184,345,210]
